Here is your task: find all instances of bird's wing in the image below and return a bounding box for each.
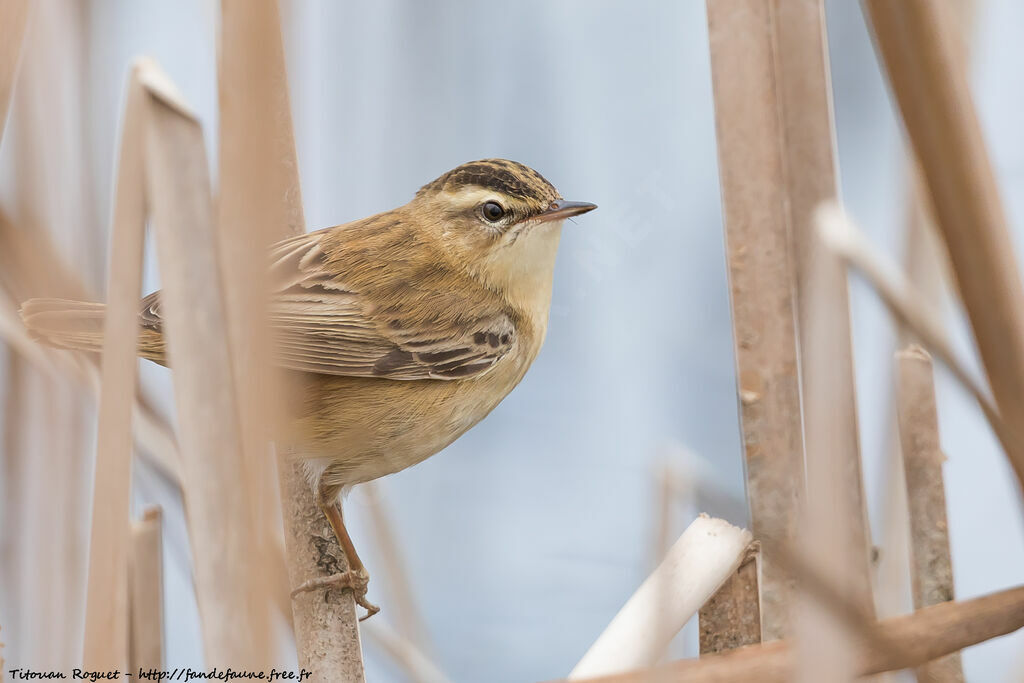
[139,229,516,380]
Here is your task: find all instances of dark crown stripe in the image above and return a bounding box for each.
[419,159,557,202]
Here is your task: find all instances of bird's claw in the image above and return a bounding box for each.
[290,567,380,621]
[356,595,380,621]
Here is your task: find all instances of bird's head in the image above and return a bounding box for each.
[409,158,596,307]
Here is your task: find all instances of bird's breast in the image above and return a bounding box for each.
[292,330,543,488]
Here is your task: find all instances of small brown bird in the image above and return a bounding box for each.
[21,158,595,618]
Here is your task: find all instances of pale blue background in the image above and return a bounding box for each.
[2,1,1023,681]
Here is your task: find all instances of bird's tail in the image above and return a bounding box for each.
[20,297,166,363]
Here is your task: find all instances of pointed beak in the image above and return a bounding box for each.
[535,199,598,223]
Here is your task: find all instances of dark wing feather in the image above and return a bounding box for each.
[139,228,515,381]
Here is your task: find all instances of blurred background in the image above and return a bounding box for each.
[1,0,1022,680]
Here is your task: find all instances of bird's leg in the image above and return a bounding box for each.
[290,499,380,621]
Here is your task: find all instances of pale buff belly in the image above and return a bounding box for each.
[287,351,532,497]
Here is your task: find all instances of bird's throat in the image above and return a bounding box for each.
[480,222,562,329]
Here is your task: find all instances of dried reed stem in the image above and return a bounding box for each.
[0,214,183,487]
[658,452,893,660]
[0,0,29,128]
[816,205,1010,458]
[232,1,366,677]
[2,7,99,663]
[698,553,761,654]
[774,3,877,669]
[705,0,806,641]
[876,0,975,631]
[901,165,949,323]
[280,462,365,677]
[873,165,946,624]
[216,0,303,664]
[568,515,752,679]
[794,229,862,683]
[140,60,271,667]
[896,347,964,683]
[81,63,148,670]
[771,0,875,626]
[560,584,1024,683]
[128,506,164,672]
[864,0,1024,491]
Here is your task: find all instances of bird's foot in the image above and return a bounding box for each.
[290,566,380,621]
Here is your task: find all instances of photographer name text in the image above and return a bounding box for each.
[7,669,312,682]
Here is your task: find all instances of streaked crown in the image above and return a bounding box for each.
[419,158,559,206]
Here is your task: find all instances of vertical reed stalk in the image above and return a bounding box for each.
[141,61,270,668]
[128,506,165,672]
[82,65,147,671]
[705,0,806,641]
[221,1,366,677]
[770,0,875,618]
[896,347,964,683]
[864,0,1024,491]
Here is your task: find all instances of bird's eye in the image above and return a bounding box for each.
[481,201,505,222]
